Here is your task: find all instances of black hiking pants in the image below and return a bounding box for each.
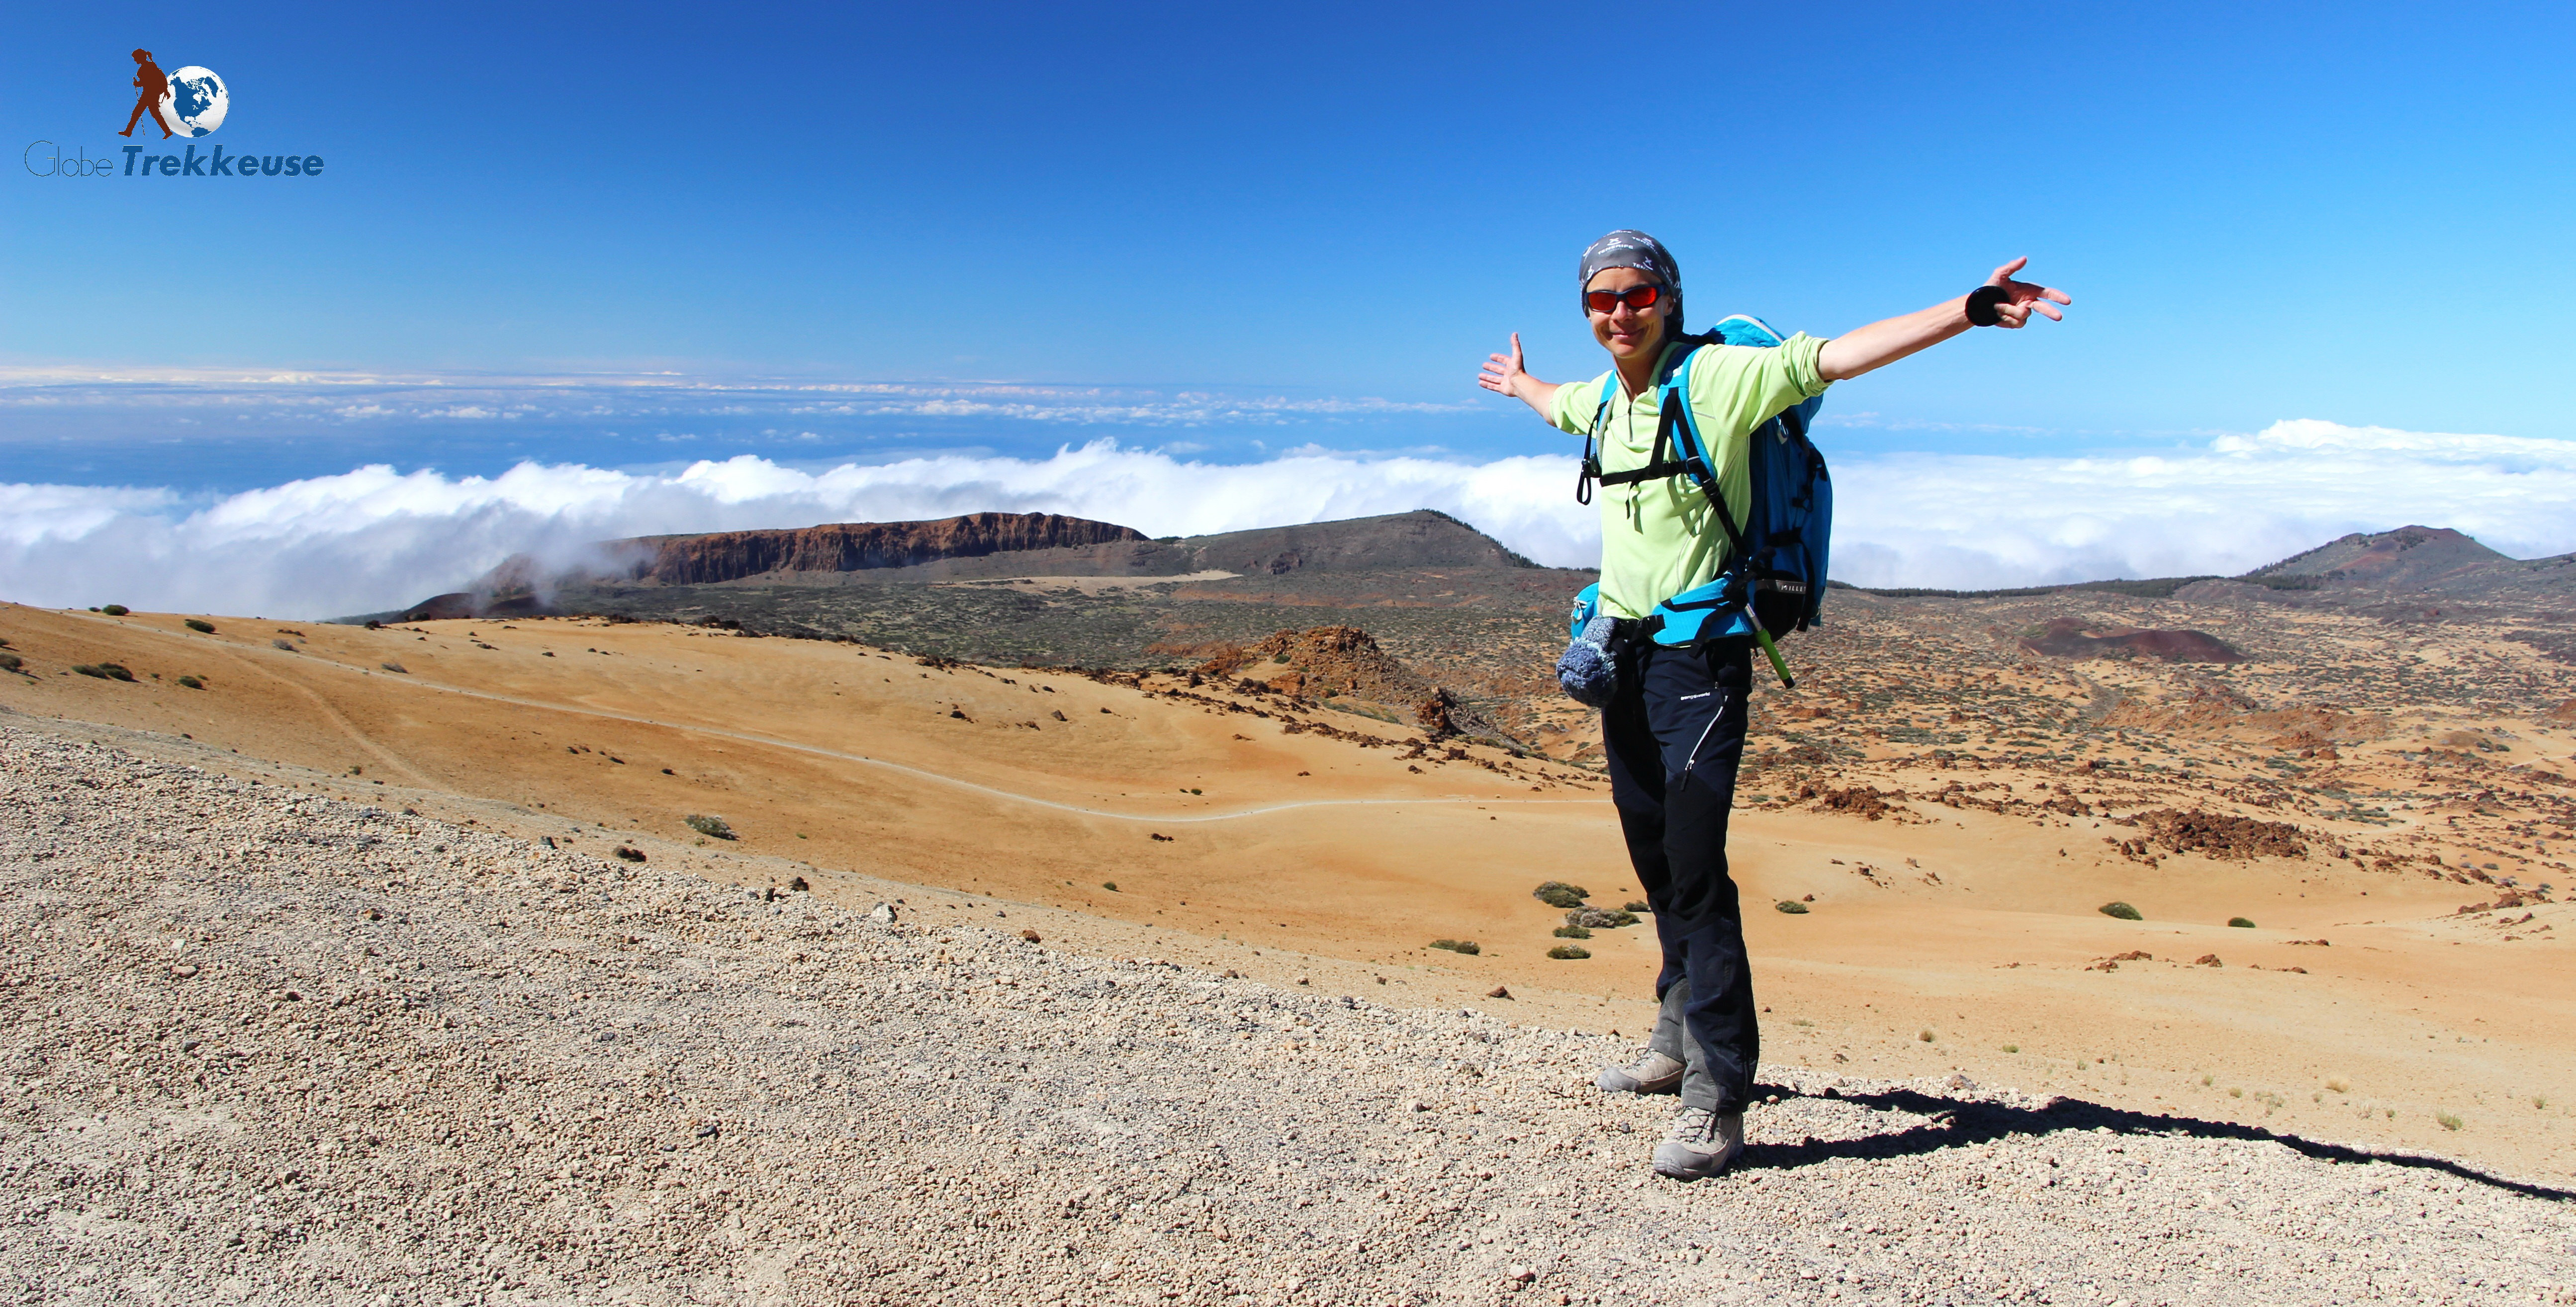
[1602,631,1757,1114]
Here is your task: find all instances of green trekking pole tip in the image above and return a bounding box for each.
[1752,625,1794,690]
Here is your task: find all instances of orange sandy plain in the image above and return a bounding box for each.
[5,602,2570,1181]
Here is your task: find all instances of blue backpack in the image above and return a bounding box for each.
[1570,314,1833,684]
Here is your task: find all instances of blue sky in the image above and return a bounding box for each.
[5,2,2575,611]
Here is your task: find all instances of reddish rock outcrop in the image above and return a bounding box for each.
[2118,807,2308,861]
[2019,617,2243,664]
[1189,626,1499,741]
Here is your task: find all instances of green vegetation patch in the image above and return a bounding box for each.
[2099,901,2143,921]
[684,813,737,840]
[1546,944,1591,959]
[101,605,129,616]
[176,675,203,690]
[73,663,135,682]
[1533,880,1589,909]
[1552,925,1592,940]
[184,619,215,633]
[1775,900,1810,915]
[1428,939,1480,956]
[2227,916,2257,928]
[1564,907,1639,929]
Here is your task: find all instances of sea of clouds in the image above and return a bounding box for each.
[4,419,2573,619]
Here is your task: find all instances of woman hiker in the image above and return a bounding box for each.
[1476,230,2069,1179]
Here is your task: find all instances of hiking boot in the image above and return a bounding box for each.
[1650,1106,1744,1180]
[1595,1049,1684,1095]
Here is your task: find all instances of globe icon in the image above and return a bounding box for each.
[160,66,229,137]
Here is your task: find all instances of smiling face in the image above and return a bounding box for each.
[1585,266,1670,367]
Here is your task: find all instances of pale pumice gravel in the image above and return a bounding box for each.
[3,720,2572,1307]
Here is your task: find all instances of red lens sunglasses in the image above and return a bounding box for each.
[1583,283,1663,315]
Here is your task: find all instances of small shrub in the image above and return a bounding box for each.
[1624,900,1650,913]
[1566,907,1638,929]
[1428,939,1480,955]
[1918,1029,1934,1043]
[2201,1074,2213,1086]
[273,638,296,652]
[2099,901,2143,921]
[2228,1087,2243,1098]
[1553,925,1592,939]
[380,662,407,674]
[2436,1111,2463,1132]
[613,846,646,863]
[73,663,135,682]
[2001,1043,2019,1053]
[101,605,129,616]
[1101,881,1117,892]
[2227,916,2257,928]
[684,814,736,840]
[0,654,20,673]
[1775,899,1809,914]
[1547,944,1591,959]
[2325,1077,2349,1094]
[2535,1096,2548,1110]
[1533,880,1589,909]
[175,674,202,689]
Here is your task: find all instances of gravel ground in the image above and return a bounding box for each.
[4,720,2572,1306]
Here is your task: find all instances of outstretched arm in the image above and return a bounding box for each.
[1476,332,1562,420]
[1816,258,2070,382]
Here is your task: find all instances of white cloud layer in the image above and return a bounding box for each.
[0,366,1472,428]
[3,420,2572,618]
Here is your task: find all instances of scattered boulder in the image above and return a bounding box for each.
[2121,808,2306,861]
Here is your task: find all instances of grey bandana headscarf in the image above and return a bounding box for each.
[1577,229,1685,333]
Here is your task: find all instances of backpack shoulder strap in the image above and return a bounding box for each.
[1575,368,1619,505]
[1644,344,1754,563]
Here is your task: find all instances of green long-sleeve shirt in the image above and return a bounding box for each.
[1549,333,1832,619]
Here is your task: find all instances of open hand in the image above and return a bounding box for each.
[1478,333,1530,397]
[1984,257,2071,328]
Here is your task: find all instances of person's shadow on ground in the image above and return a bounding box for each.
[1744,1080,2574,1202]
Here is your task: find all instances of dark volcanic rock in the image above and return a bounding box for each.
[631,513,1147,585]
[2123,807,2307,861]
[2019,617,2243,664]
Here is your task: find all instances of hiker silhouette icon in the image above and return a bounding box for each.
[120,49,175,139]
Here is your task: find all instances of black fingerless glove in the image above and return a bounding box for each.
[1965,285,2009,327]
